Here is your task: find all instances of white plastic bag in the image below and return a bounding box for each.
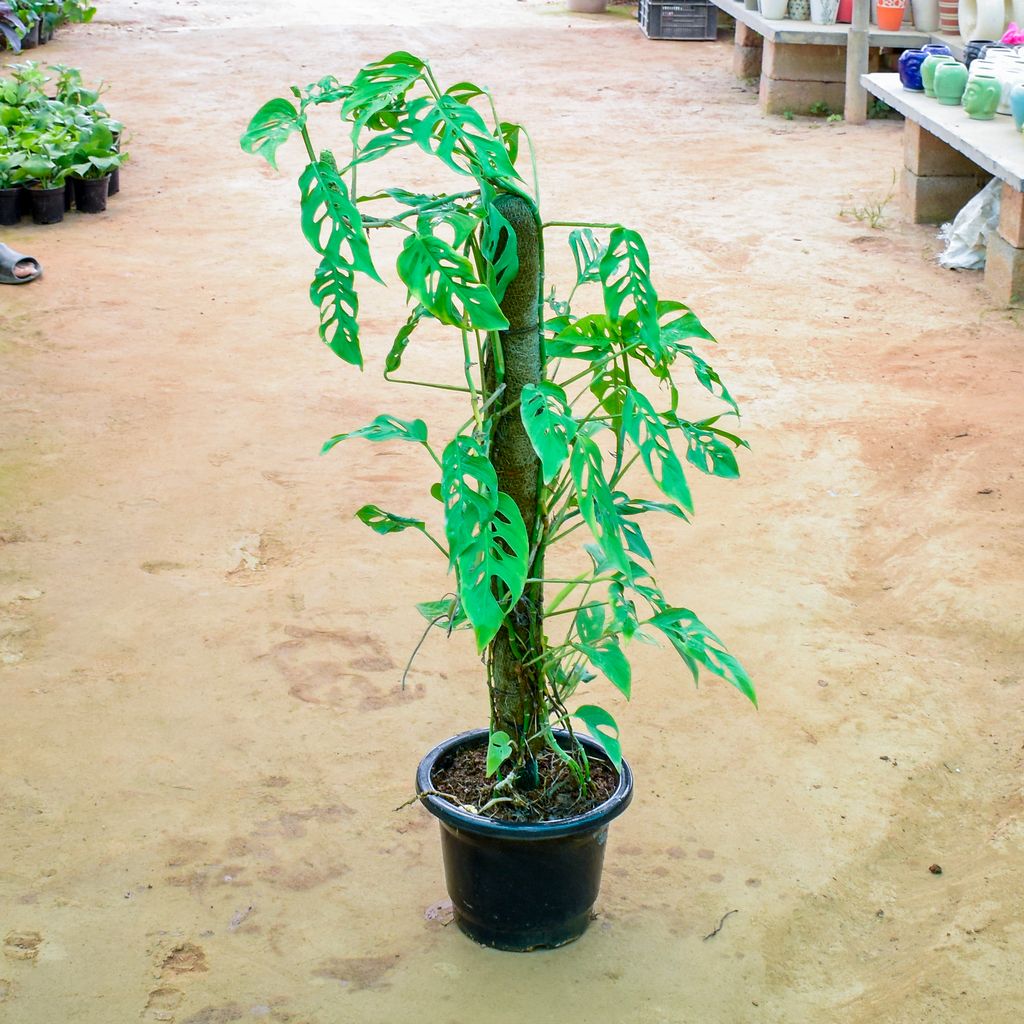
[937,178,1002,271]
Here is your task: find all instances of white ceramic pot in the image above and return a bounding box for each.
[811,0,841,21]
[958,0,1008,41]
[911,0,940,29]
[761,0,790,16]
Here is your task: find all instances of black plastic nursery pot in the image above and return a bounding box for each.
[73,175,110,214]
[64,178,74,211]
[416,728,633,952]
[29,185,65,225]
[0,188,19,226]
[108,167,120,196]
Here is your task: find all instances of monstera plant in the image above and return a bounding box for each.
[242,52,755,949]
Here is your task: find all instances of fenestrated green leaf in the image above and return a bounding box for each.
[412,94,522,185]
[309,258,361,367]
[397,229,509,331]
[599,227,661,359]
[441,436,498,567]
[299,76,352,110]
[298,159,382,283]
[520,382,577,484]
[480,203,519,302]
[572,704,622,771]
[675,346,738,413]
[675,418,745,479]
[569,433,629,575]
[547,313,619,363]
[240,98,304,169]
[499,121,523,166]
[647,607,756,706]
[621,392,692,515]
[568,228,607,287]
[385,305,428,374]
[445,81,487,105]
[574,603,606,645]
[589,363,630,432]
[486,729,514,777]
[355,504,426,536]
[341,51,426,128]
[456,491,529,650]
[322,413,427,454]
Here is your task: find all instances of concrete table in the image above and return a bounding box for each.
[711,0,932,118]
[862,71,1024,304]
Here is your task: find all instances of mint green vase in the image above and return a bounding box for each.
[963,73,1001,119]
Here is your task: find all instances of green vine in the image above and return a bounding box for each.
[242,52,756,810]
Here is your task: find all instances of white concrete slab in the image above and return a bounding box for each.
[862,72,1024,191]
[711,0,931,47]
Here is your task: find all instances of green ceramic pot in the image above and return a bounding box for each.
[922,54,958,98]
[962,72,1001,119]
[934,61,968,105]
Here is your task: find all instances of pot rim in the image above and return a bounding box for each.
[416,727,633,840]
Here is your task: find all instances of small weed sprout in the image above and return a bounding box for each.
[839,171,898,230]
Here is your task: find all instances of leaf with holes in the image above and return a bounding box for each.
[568,228,607,287]
[355,504,427,536]
[675,346,738,413]
[647,607,756,706]
[440,436,498,567]
[520,382,577,484]
[480,203,519,302]
[455,491,529,650]
[572,704,622,771]
[569,433,629,575]
[397,229,508,330]
[547,314,619,363]
[322,414,427,454]
[413,94,521,185]
[599,227,661,359]
[309,258,362,367]
[341,51,425,128]
[298,159,381,283]
[621,392,692,515]
[674,418,745,479]
[240,98,304,169]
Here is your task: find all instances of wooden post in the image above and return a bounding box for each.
[845,0,869,124]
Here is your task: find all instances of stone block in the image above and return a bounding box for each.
[998,181,1024,249]
[984,231,1024,306]
[735,21,763,47]
[759,76,846,116]
[762,41,879,84]
[903,121,981,178]
[900,167,991,224]
[733,44,763,80]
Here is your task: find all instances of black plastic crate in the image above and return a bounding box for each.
[639,0,719,39]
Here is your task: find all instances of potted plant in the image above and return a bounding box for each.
[66,122,122,212]
[241,52,756,951]
[0,140,21,224]
[0,1,26,51]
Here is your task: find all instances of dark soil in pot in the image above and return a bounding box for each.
[29,185,65,225]
[417,728,633,952]
[73,175,111,214]
[0,188,20,226]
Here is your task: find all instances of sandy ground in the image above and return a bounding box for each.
[2,1,1023,1021]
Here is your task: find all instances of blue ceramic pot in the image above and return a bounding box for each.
[899,49,927,91]
[963,40,995,68]
[1010,81,1024,131]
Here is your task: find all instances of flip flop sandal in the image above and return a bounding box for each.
[0,243,42,284]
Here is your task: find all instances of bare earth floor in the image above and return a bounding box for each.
[2,2,1023,1021]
